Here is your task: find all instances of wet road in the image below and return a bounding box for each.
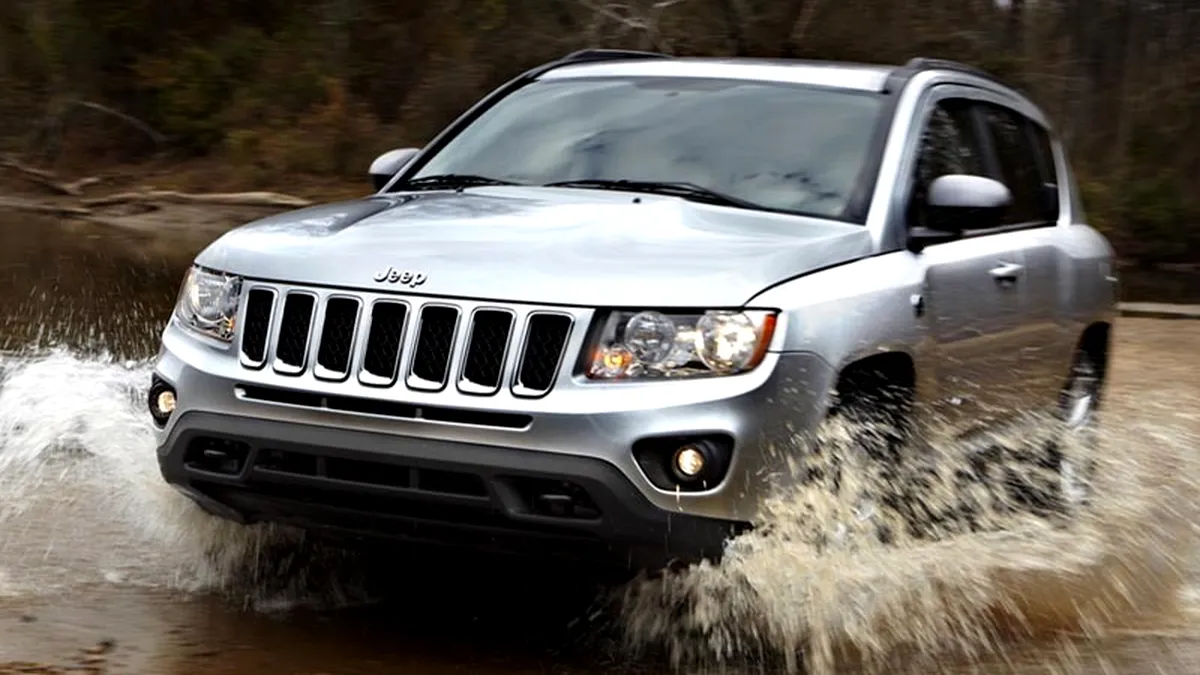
[1,212,1199,674]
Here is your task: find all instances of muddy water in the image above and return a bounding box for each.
[1,212,1199,674]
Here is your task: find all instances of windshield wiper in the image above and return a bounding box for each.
[542,179,761,210]
[396,174,520,191]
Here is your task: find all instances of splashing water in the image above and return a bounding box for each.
[615,388,1200,674]
[1,341,1198,674]
[0,349,372,610]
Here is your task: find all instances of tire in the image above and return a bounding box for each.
[950,348,1105,524]
[810,350,1105,549]
[816,371,920,548]
[1055,348,1104,509]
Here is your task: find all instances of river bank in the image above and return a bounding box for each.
[2,156,1198,306]
[0,156,364,257]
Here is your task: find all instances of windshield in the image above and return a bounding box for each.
[407,76,886,220]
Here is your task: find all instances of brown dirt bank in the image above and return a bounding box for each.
[0,157,367,259]
[2,156,1197,305]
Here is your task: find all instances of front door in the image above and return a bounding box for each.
[904,96,1030,435]
[921,234,1029,434]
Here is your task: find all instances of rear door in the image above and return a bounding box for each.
[904,95,1029,435]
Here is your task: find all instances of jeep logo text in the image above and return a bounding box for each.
[373,267,428,287]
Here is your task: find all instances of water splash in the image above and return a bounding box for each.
[0,349,370,610]
[615,392,1200,674]
[1,345,1197,673]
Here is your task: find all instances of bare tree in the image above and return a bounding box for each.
[577,0,689,52]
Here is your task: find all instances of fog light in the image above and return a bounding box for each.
[632,436,733,493]
[156,390,176,415]
[148,377,177,427]
[673,446,706,478]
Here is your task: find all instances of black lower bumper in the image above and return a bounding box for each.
[157,411,748,570]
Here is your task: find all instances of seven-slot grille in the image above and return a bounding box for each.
[238,286,575,399]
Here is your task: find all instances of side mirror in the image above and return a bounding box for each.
[369,148,420,191]
[907,174,1012,252]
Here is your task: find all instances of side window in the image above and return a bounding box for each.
[979,104,1051,225]
[907,99,987,230]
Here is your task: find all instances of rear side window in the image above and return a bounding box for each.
[979,104,1056,225]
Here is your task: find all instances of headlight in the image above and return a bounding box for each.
[586,309,777,380]
[174,266,243,342]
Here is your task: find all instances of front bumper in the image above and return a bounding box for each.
[152,320,836,568]
[160,411,749,569]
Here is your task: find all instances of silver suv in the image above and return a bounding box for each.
[149,50,1117,570]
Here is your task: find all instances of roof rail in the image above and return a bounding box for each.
[559,49,672,64]
[880,56,1006,95]
[902,57,999,82]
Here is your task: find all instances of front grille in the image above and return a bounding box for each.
[239,288,276,367]
[409,305,460,390]
[315,296,361,379]
[274,293,316,373]
[236,284,580,405]
[360,301,409,385]
[514,313,574,397]
[459,309,514,395]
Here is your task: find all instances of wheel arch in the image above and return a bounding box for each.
[1075,321,1112,384]
[830,351,917,417]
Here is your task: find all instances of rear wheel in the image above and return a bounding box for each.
[950,347,1106,524]
[809,346,1106,550]
[1056,348,1103,508]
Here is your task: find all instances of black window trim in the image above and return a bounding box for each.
[971,100,1059,232]
[900,92,1062,243]
[1020,116,1062,222]
[1022,118,1058,188]
[902,95,1003,236]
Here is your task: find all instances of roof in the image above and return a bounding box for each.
[537,57,897,93]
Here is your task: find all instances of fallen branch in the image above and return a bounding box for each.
[0,156,55,181]
[0,157,103,197]
[82,190,312,209]
[0,196,93,217]
[62,176,104,194]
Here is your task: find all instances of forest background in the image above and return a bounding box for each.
[1,0,1196,269]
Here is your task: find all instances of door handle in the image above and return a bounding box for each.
[989,262,1024,283]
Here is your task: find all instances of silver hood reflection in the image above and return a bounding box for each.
[196,186,872,307]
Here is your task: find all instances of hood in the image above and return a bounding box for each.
[196,187,872,308]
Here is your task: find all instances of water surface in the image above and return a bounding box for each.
[1,212,1199,674]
